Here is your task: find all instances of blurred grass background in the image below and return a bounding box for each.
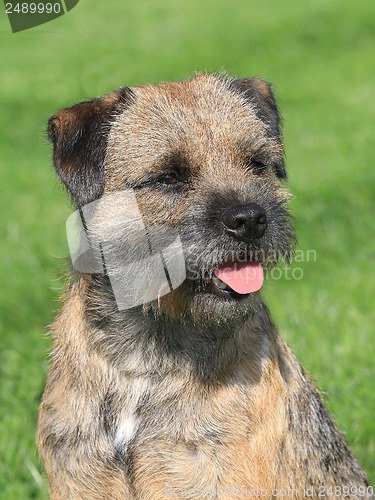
[0,0,374,497]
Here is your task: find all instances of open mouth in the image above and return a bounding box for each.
[197,253,265,299]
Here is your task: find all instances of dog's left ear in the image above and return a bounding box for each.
[231,78,286,179]
[47,87,133,207]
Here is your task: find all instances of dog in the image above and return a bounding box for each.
[37,73,373,499]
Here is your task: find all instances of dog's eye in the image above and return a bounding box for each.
[251,159,267,175]
[157,172,189,188]
[243,154,267,176]
[159,173,178,185]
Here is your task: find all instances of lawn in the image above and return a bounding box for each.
[0,0,374,497]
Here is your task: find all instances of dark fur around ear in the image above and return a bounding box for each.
[47,87,134,207]
[231,78,287,179]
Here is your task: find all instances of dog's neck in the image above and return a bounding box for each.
[67,275,279,382]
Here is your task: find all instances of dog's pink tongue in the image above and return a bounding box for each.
[214,261,264,294]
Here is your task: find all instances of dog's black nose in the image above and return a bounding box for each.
[221,203,268,242]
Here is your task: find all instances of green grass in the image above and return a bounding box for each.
[1,0,374,496]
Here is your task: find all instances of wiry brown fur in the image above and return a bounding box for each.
[38,74,372,499]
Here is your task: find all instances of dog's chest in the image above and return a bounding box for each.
[111,372,284,496]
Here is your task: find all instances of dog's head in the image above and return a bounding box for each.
[48,74,295,331]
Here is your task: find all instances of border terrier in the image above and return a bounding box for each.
[37,73,373,499]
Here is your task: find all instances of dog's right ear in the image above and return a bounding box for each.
[48,87,133,207]
[231,78,287,179]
